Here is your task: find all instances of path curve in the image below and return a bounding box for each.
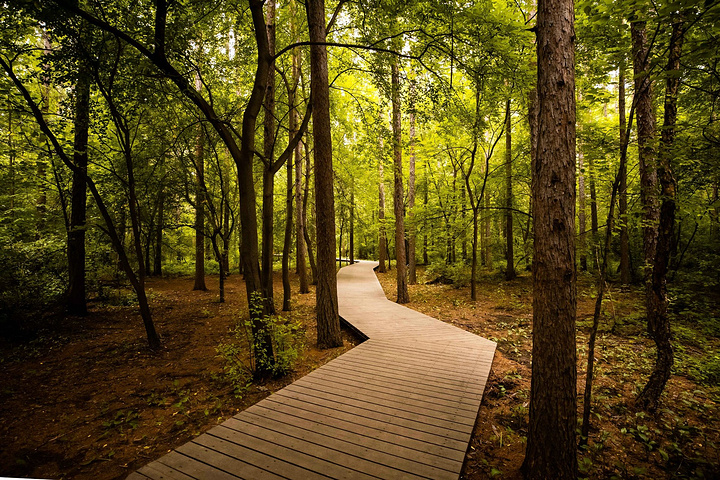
[128,261,496,480]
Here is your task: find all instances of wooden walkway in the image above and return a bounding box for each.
[128,261,496,480]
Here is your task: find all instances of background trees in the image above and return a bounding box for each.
[1,1,719,468]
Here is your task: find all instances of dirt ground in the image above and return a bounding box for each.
[375,267,720,480]
[2,266,718,480]
[0,273,357,480]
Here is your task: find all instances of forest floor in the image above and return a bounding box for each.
[1,266,718,480]
[376,266,720,480]
[0,273,358,480]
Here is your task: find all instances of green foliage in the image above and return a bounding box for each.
[424,261,471,288]
[217,293,305,394]
[0,235,67,332]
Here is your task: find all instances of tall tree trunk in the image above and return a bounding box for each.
[408,110,417,284]
[303,147,318,285]
[378,137,387,273]
[578,151,588,271]
[391,55,409,304]
[423,182,429,265]
[307,0,343,348]
[291,0,310,293]
[637,17,683,412]
[632,20,660,287]
[522,0,577,476]
[154,186,164,276]
[67,67,90,316]
[619,60,631,285]
[193,73,207,291]
[282,128,293,312]
[261,0,277,313]
[505,98,516,280]
[350,188,355,264]
[484,186,491,267]
[37,29,51,222]
[589,155,599,238]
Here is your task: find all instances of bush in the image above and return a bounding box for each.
[0,235,67,333]
[424,261,471,288]
[217,293,305,394]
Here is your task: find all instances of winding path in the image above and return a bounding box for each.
[128,261,496,480]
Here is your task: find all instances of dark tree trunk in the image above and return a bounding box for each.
[193,74,207,291]
[378,139,387,273]
[637,18,683,412]
[408,110,417,284]
[521,0,577,476]
[36,30,51,222]
[589,156,599,238]
[391,55,409,304]
[282,134,293,312]
[261,0,277,314]
[307,0,343,348]
[303,149,318,285]
[632,20,660,284]
[578,151,588,271]
[505,98,515,280]
[619,61,631,285]
[154,179,164,277]
[67,67,90,316]
[350,189,355,264]
[291,2,310,293]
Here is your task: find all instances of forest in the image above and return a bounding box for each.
[0,0,719,478]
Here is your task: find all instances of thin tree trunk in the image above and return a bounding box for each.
[578,151,588,271]
[589,155,599,240]
[282,131,293,311]
[505,98,515,280]
[619,60,631,285]
[303,147,318,284]
[522,0,577,475]
[154,173,164,277]
[350,188,355,264]
[36,29,51,222]
[632,20,660,287]
[391,55,409,304]
[378,137,387,273]
[408,110,417,284]
[261,0,277,313]
[307,0,343,348]
[67,66,90,316]
[423,182,429,265]
[484,187,491,267]
[193,73,207,291]
[291,0,309,293]
[637,17,683,412]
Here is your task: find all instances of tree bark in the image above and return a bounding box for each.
[637,17,683,412]
[36,29,51,222]
[307,0,343,348]
[193,73,207,291]
[303,146,318,285]
[521,0,577,476]
[632,20,660,285]
[67,66,90,316]
[378,137,388,273]
[291,0,310,294]
[154,170,164,277]
[505,98,515,280]
[578,150,587,271]
[282,113,293,311]
[350,188,355,264]
[391,55,409,304]
[261,0,277,314]
[408,110,417,284]
[619,60,631,285]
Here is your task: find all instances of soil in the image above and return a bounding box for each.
[375,267,720,480]
[0,273,358,480]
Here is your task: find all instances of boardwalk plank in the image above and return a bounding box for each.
[128,261,496,480]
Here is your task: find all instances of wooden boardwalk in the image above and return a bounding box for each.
[128,261,496,480]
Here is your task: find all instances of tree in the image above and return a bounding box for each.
[504,97,516,280]
[306,0,343,349]
[521,0,578,476]
[192,72,207,292]
[637,15,684,412]
[66,49,90,316]
[391,52,409,304]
